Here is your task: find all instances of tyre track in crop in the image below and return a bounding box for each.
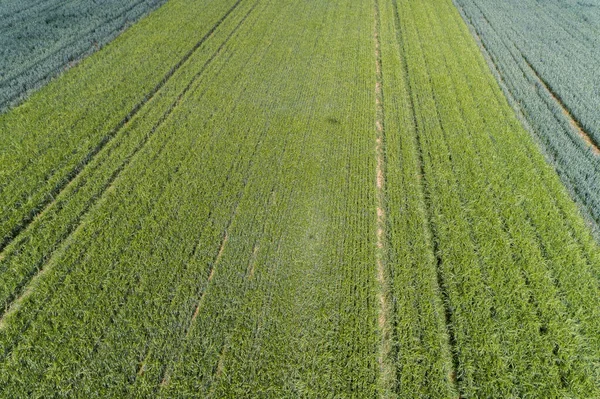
[0,0,246,255]
[157,128,281,391]
[453,0,600,390]
[518,52,600,156]
[0,49,266,388]
[391,0,460,393]
[399,0,600,395]
[0,1,258,322]
[373,0,395,396]
[459,0,600,219]
[0,0,49,25]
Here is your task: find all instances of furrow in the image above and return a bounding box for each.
[391,0,460,392]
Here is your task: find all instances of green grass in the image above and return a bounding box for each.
[0,0,599,396]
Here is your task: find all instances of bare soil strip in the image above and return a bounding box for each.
[374,0,395,396]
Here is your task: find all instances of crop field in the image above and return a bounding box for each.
[0,0,599,397]
[0,0,167,113]
[455,0,600,234]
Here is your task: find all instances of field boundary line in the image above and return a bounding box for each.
[0,0,246,255]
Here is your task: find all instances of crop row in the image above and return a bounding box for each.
[0,0,167,112]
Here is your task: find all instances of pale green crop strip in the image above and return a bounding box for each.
[0,0,241,251]
[0,0,259,319]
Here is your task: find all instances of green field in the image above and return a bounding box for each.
[1,0,599,396]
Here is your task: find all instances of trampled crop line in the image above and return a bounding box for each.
[244,191,276,280]
[0,0,258,327]
[373,0,395,396]
[391,0,460,392]
[157,86,296,390]
[521,55,600,156]
[156,89,281,392]
[0,0,246,257]
[157,184,243,389]
[188,230,229,333]
[203,151,291,396]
